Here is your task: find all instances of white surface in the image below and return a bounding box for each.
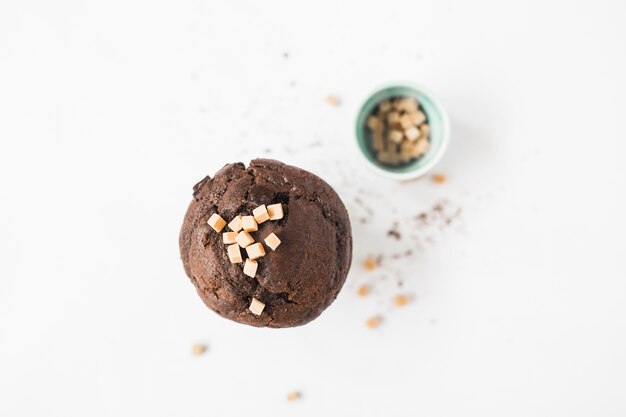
[1,1,625,416]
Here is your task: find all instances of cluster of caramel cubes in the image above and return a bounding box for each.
[366,97,431,165]
[206,203,284,316]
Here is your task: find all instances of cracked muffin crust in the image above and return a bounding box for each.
[179,159,352,328]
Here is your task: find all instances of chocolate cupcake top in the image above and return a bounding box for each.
[179,159,352,328]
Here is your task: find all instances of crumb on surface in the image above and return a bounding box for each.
[432,173,447,184]
[191,343,207,356]
[362,256,380,271]
[387,228,401,240]
[287,391,302,401]
[325,95,340,106]
[392,294,411,307]
[366,316,382,329]
[357,285,370,297]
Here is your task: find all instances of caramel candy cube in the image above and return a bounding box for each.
[242,215,258,232]
[236,231,255,248]
[399,114,413,129]
[387,111,400,125]
[243,259,258,278]
[405,126,420,141]
[412,138,430,156]
[249,297,265,316]
[378,99,392,113]
[252,205,270,224]
[366,116,381,131]
[388,129,404,144]
[246,242,266,260]
[223,232,237,244]
[378,151,400,165]
[420,123,431,138]
[264,233,281,251]
[410,111,427,126]
[267,203,284,220]
[372,131,385,151]
[227,244,243,264]
[228,215,243,233]
[398,98,419,112]
[207,213,226,232]
[399,151,412,163]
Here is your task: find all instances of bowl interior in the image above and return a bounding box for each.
[356,84,448,176]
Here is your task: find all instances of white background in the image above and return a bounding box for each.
[1,1,625,416]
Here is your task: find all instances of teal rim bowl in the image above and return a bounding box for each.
[355,82,450,180]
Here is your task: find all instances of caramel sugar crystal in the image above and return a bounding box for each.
[432,173,447,184]
[235,230,255,248]
[286,391,302,401]
[357,285,370,297]
[246,242,266,260]
[227,244,243,264]
[243,258,258,278]
[267,203,284,220]
[419,123,431,138]
[363,256,380,271]
[222,232,238,245]
[325,95,340,106]
[393,294,411,307]
[242,215,258,232]
[252,205,270,224]
[191,343,207,356]
[366,316,382,329]
[264,232,281,251]
[249,297,265,316]
[207,213,226,232]
[228,215,243,233]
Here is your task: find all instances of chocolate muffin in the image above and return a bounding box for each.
[179,159,352,328]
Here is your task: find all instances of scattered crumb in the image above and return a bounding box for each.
[362,256,380,271]
[325,95,340,106]
[432,173,447,184]
[283,52,290,59]
[387,223,401,240]
[191,343,207,356]
[366,316,382,329]
[392,294,411,307]
[390,249,413,259]
[287,391,302,401]
[357,285,370,297]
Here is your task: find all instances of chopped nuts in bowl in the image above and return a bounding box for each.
[355,83,450,180]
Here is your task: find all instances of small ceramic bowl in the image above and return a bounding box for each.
[355,82,450,180]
